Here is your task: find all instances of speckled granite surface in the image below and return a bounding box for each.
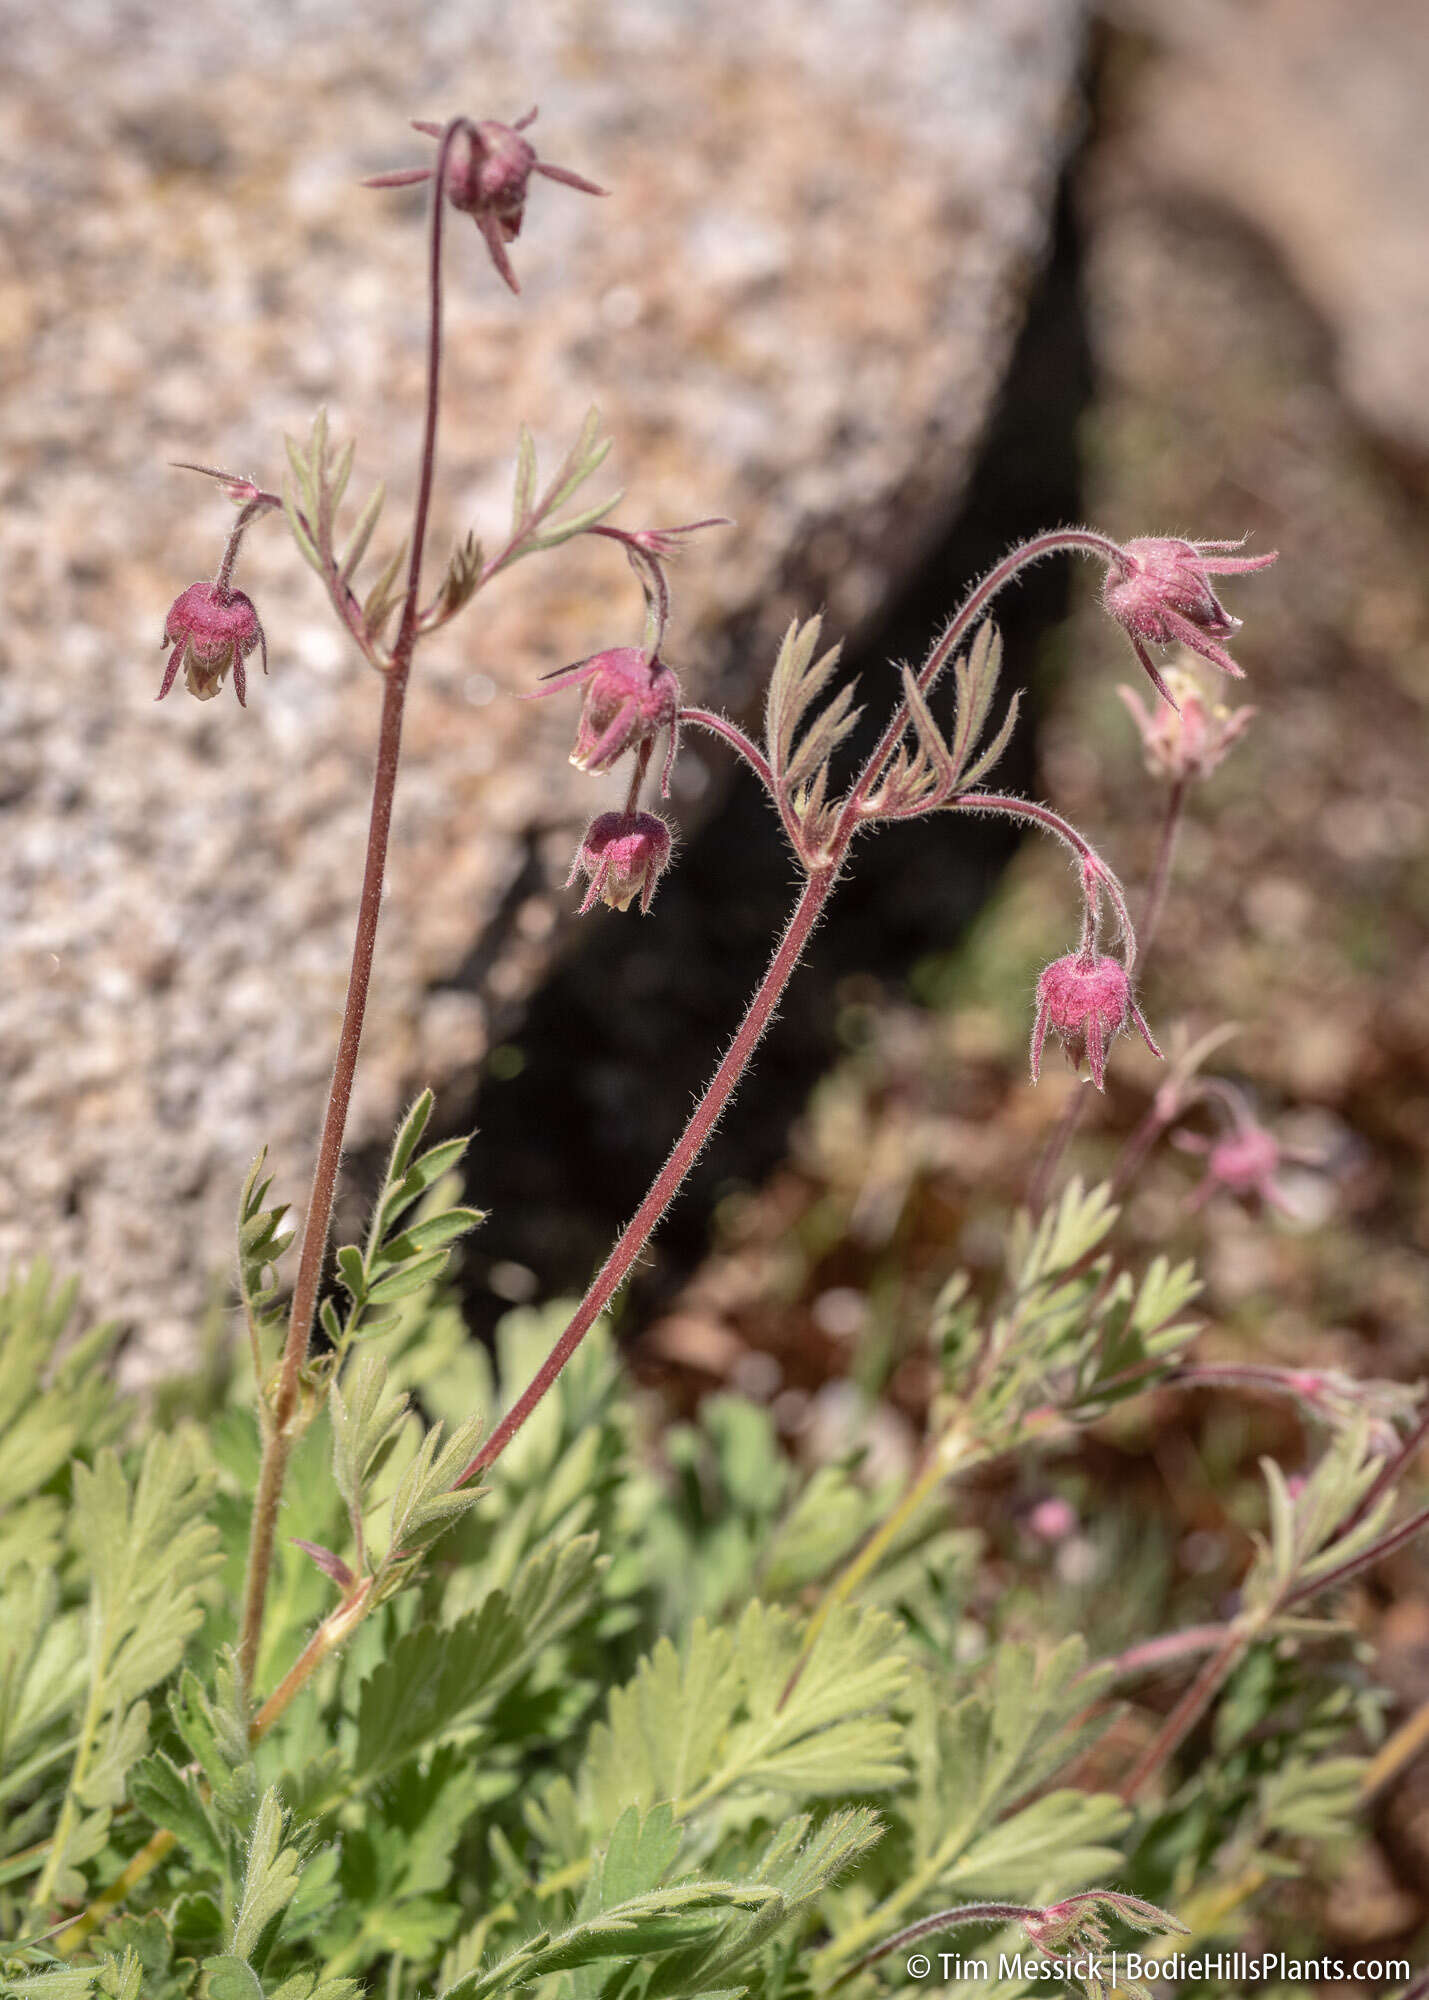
[0,0,1083,1366]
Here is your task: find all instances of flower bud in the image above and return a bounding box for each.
[366,111,605,294]
[1030,950,1161,1091]
[157,581,266,706]
[1102,536,1277,706]
[567,810,673,913]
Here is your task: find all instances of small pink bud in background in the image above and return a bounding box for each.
[568,810,673,913]
[1177,1120,1296,1215]
[1030,951,1161,1091]
[529,645,683,793]
[158,581,266,706]
[1118,665,1256,783]
[365,111,605,294]
[1102,536,1277,706]
[1028,1496,1078,1543]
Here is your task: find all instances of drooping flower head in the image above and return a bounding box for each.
[1102,536,1277,707]
[1175,1110,1321,1218]
[567,810,673,914]
[1030,950,1161,1092]
[364,111,606,294]
[158,582,267,706]
[529,646,682,794]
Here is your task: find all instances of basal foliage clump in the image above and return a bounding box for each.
[3,108,1426,2000]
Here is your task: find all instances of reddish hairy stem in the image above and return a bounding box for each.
[458,867,838,1482]
[841,527,1124,832]
[1285,1500,1429,1607]
[1118,1625,1252,1803]
[237,117,464,1692]
[836,1905,1036,1985]
[1101,1623,1229,1684]
[952,791,1137,965]
[1139,773,1188,954]
[214,495,278,592]
[1025,767,1184,1216]
[1114,1497,1429,1801]
[679,706,779,796]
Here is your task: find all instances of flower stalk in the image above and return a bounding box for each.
[237,116,466,1692]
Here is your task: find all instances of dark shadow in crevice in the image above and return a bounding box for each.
[349,168,1094,1348]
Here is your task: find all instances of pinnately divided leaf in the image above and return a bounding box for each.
[574,1601,908,1832]
[328,1093,483,1348]
[231,1789,305,1962]
[356,1535,602,1780]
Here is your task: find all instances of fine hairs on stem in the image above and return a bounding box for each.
[235,115,468,1691]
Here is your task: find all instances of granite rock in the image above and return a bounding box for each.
[0,0,1084,1367]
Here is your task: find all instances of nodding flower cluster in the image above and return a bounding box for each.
[529,518,726,916]
[1020,533,1276,1090]
[141,98,1302,1808]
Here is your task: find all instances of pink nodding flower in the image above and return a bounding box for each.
[364,111,605,294]
[1118,666,1257,784]
[528,645,682,794]
[1177,1120,1303,1215]
[158,582,266,706]
[1030,951,1161,1092]
[568,810,673,914]
[1102,537,1277,708]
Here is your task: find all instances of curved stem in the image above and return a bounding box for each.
[457,866,839,1483]
[833,1905,1035,1986]
[214,495,279,592]
[681,705,810,859]
[841,528,1123,830]
[236,118,464,1694]
[1118,1623,1254,1803]
[1026,771,1187,1215]
[679,706,779,796]
[951,791,1137,967]
[458,534,1136,1488]
[1100,1623,1229,1684]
